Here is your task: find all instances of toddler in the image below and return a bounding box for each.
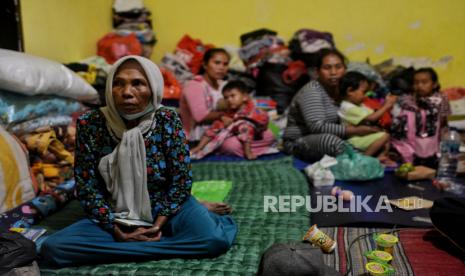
[338,72,397,163]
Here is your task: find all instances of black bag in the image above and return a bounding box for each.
[256,62,309,114]
[227,70,256,92]
[256,62,294,114]
[0,231,37,273]
[430,197,465,252]
[257,242,339,276]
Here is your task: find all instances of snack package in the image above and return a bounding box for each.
[386,196,434,211]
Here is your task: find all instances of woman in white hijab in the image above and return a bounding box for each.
[40,56,237,267]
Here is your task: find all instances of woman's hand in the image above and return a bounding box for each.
[216,99,229,111]
[114,224,163,242]
[221,116,234,127]
[346,125,380,137]
[114,224,151,242]
[140,215,168,241]
[140,226,163,241]
[201,111,225,124]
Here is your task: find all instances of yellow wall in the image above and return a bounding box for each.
[21,0,465,87]
[21,0,113,63]
[148,0,465,87]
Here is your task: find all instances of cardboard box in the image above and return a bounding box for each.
[397,165,436,181]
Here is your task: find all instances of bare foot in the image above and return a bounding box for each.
[244,150,257,160]
[243,142,257,160]
[378,155,397,168]
[200,201,232,215]
[190,147,202,159]
[190,146,201,155]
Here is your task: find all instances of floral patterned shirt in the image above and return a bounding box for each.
[74,107,192,231]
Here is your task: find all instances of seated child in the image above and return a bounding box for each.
[391,67,451,167]
[337,72,397,164]
[190,80,269,160]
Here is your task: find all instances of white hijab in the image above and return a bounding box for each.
[98,55,164,223]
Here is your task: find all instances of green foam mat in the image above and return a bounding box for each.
[40,157,310,275]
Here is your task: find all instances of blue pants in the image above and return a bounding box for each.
[40,197,237,267]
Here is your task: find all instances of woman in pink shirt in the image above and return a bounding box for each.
[180,48,275,158]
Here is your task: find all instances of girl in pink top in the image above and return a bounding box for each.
[391,67,451,167]
[180,48,276,158]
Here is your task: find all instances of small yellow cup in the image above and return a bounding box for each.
[365,250,393,263]
[366,262,395,276]
[374,234,398,255]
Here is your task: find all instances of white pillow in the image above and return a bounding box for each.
[0,49,100,104]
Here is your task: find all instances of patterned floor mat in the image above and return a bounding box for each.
[319,226,415,275]
[318,226,465,275]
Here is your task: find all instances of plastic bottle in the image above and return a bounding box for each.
[437,127,463,194]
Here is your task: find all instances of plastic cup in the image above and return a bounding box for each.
[366,262,395,276]
[302,224,336,253]
[365,250,393,263]
[374,234,398,255]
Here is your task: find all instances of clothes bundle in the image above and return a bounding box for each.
[288,28,335,67]
[0,121,77,228]
[160,68,182,100]
[97,33,143,64]
[112,0,156,47]
[0,180,76,230]
[160,35,214,88]
[0,89,84,126]
[0,122,78,232]
[66,62,107,104]
[160,53,194,85]
[97,1,156,64]
[443,87,465,116]
[239,28,290,75]
[175,35,215,75]
[0,89,81,213]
